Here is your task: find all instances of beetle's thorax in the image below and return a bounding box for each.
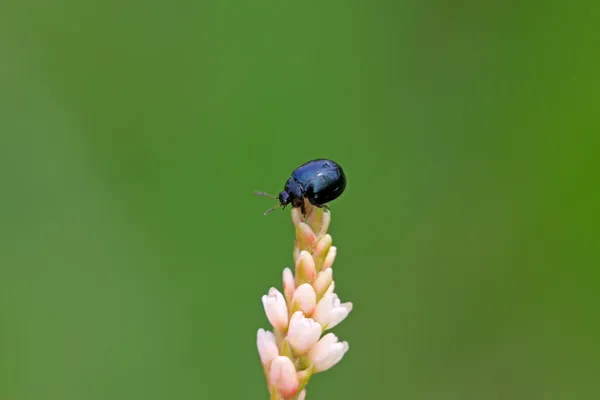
[283,178,304,208]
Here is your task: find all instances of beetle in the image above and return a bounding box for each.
[255,159,346,216]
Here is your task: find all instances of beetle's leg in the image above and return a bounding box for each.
[300,202,307,216]
[322,204,331,211]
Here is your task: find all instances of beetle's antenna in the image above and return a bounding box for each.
[253,191,277,199]
[263,203,281,216]
[255,191,281,216]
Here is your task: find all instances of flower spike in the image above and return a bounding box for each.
[257,204,352,399]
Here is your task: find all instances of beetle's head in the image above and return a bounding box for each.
[278,191,290,206]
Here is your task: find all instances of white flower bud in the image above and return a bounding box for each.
[308,333,349,372]
[287,311,322,356]
[312,292,352,330]
[256,329,278,366]
[291,283,317,316]
[262,288,289,331]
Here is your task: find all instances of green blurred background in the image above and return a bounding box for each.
[1,1,598,399]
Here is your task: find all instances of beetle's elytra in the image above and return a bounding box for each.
[255,159,346,216]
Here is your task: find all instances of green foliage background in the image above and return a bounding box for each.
[1,1,597,399]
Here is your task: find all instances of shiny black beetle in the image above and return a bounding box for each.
[255,159,346,216]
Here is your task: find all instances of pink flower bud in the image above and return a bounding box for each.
[323,246,337,270]
[308,333,349,372]
[312,292,352,330]
[287,311,322,356]
[291,283,317,316]
[313,269,333,299]
[262,288,289,331]
[298,389,307,400]
[282,268,295,304]
[257,329,278,366]
[296,222,317,250]
[295,251,316,285]
[269,356,299,397]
